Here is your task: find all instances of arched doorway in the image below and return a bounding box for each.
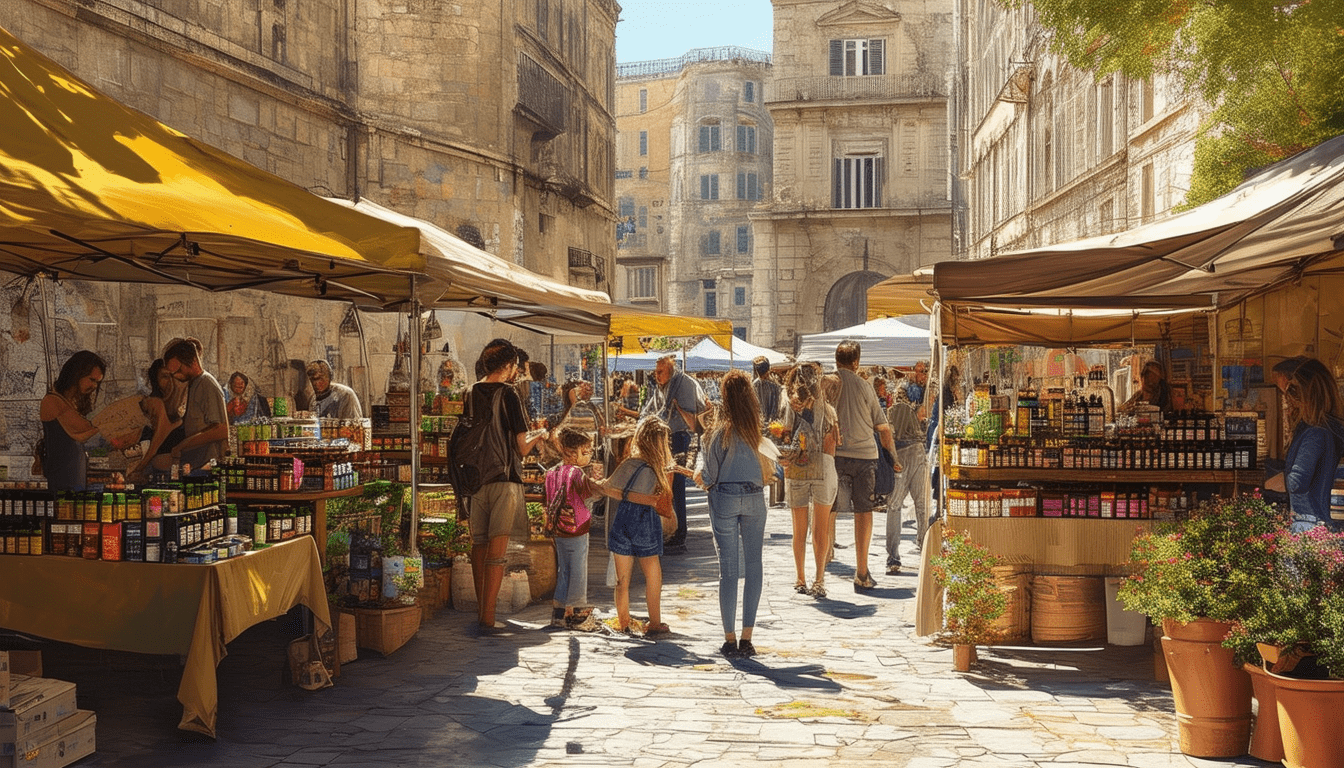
[823,271,886,330]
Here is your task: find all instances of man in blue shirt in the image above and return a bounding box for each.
[640,355,706,552]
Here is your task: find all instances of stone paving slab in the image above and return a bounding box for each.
[22,490,1279,767]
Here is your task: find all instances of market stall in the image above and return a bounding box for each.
[0,537,328,736]
[898,135,1344,642]
[795,315,931,368]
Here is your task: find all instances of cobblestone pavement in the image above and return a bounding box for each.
[44,490,1273,767]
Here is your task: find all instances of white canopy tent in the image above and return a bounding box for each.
[609,335,790,373]
[795,315,932,368]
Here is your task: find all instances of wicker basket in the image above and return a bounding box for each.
[350,605,421,656]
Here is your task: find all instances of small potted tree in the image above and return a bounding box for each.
[1118,494,1289,758]
[930,528,1007,671]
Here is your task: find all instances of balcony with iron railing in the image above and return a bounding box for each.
[765,72,945,104]
[617,46,771,80]
[568,247,606,285]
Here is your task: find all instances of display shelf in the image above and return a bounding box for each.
[228,485,364,563]
[949,467,1243,484]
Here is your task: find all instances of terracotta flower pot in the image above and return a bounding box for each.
[1267,669,1344,768]
[1242,663,1285,763]
[953,643,977,672]
[1160,618,1252,758]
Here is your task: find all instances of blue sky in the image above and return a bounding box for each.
[615,0,774,63]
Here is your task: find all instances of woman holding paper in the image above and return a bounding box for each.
[39,350,108,492]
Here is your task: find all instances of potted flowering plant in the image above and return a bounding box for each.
[1118,494,1290,759]
[1221,525,1344,768]
[930,528,1006,671]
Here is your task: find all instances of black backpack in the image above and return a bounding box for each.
[447,384,510,502]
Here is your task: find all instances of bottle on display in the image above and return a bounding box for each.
[254,508,268,545]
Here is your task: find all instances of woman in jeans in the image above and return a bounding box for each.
[696,369,773,657]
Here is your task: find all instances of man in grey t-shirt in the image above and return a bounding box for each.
[164,339,229,469]
[639,355,706,551]
[833,340,899,590]
[306,360,364,420]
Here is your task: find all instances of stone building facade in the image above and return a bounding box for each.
[753,0,954,351]
[954,0,1205,260]
[0,0,618,474]
[614,48,773,341]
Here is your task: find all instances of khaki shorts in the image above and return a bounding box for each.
[786,454,838,508]
[467,481,524,545]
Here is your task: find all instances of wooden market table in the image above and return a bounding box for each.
[228,484,365,563]
[0,537,331,738]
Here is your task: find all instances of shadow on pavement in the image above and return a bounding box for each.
[725,658,842,691]
[808,598,878,619]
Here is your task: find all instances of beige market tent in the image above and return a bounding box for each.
[335,198,735,344]
[910,134,1344,347]
[0,25,424,308]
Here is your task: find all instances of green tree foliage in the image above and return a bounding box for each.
[1003,0,1344,206]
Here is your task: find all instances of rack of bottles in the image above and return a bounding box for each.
[0,475,262,563]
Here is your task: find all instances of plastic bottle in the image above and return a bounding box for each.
[254,508,268,545]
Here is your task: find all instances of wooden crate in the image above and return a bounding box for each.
[350,605,421,656]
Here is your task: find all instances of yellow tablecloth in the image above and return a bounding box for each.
[0,537,331,737]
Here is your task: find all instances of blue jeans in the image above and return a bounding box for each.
[708,482,768,634]
[670,430,693,542]
[553,534,589,607]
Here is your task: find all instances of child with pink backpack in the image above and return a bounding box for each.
[544,427,601,628]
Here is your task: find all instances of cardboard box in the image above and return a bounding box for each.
[0,678,77,748]
[4,710,95,768]
[4,654,38,680]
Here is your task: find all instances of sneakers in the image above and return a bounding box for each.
[737,639,757,657]
[721,641,741,658]
[886,562,902,575]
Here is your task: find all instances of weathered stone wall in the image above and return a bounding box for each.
[0,0,617,475]
[956,0,1207,260]
[757,0,953,350]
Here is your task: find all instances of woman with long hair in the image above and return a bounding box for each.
[130,358,187,478]
[1266,356,1344,530]
[597,416,681,636]
[696,370,774,656]
[781,365,840,597]
[39,350,108,492]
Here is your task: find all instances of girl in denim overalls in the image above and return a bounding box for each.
[597,417,683,636]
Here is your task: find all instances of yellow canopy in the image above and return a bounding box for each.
[866,269,936,319]
[607,305,735,349]
[0,25,422,308]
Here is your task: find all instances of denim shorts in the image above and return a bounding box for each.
[608,498,664,557]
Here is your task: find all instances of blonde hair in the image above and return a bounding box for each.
[1284,358,1343,428]
[631,417,673,497]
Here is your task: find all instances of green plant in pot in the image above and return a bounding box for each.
[419,518,468,566]
[930,527,1006,670]
[1118,494,1290,759]
[1118,494,1288,625]
[1221,524,1344,768]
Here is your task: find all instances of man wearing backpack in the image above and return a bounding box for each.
[640,354,706,553]
[463,339,551,633]
[833,341,900,591]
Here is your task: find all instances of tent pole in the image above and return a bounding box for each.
[409,278,421,557]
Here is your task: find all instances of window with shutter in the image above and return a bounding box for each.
[832,156,883,209]
[744,81,755,102]
[639,89,647,113]
[735,287,746,305]
[736,226,750,253]
[698,122,721,153]
[736,124,756,154]
[867,39,884,75]
[832,38,886,76]
[639,131,647,156]
[704,231,721,255]
[829,39,844,75]
[705,292,717,316]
